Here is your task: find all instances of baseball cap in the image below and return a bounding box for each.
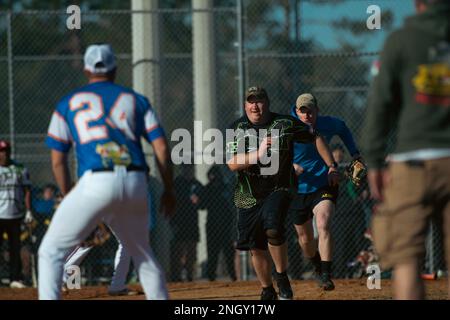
[245,86,269,101]
[0,140,11,151]
[84,44,116,74]
[296,93,318,110]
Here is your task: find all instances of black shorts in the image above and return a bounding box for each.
[288,185,338,226]
[236,190,292,251]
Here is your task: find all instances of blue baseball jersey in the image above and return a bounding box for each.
[46,81,165,177]
[290,106,359,194]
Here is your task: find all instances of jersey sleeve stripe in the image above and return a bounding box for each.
[147,127,166,142]
[46,136,71,152]
[47,132,70,144]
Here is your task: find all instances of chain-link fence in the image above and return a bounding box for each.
[0,1,445,289]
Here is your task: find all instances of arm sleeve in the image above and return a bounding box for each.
[335,119,359,156]
[362,32,402,169]
[141,97,166,143]
[46,109,72,153]
[225,120,245,157]
[22,167,32,187]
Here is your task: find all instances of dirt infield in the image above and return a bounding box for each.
[0,278,448,300]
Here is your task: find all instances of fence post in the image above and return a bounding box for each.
[235,0,250,281]
[192,0,218,278]
[7,11,15,156]
[236,0,245,116]
[131,0,173,274]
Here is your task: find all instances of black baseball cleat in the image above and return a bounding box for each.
[275,272,294,300]
[260,286,278,300]
[318,272,335,291]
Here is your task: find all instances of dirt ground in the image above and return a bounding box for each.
[0,278,448,300]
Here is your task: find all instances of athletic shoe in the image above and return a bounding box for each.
[318,272,335,291]
[274,272,293,300]
[260,286,278,300]
[10,280,27,289]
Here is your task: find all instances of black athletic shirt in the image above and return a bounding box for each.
[227,112,316,209]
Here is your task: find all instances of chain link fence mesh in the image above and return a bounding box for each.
[0,1,445,289]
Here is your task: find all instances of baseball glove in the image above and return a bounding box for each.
[81,223,111,247]
[346,158,367,187]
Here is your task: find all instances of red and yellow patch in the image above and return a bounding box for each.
[412,63,450,106]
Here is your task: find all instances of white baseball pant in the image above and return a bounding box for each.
[38,167,168,300]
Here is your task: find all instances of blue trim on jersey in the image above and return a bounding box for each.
[46,136,71,153]
[147,127,165,142]
[290,105,359,194]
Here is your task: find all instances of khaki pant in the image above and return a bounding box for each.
[372,157,450,270]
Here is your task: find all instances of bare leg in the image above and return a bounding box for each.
[294,220,316,258]
[250,249,272,287]
[393,259,425,300]
[313,200,334,261]
[234,248,241,281]
[268,243,288,273]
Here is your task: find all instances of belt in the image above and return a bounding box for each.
[91,164,147,172]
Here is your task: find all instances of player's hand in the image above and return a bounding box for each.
[257,137,272,160]
[293,163,304,176]
[346,157,367,187]
[24,210,34,224]
[328,167,340,187]
[368,169,390,201]
[160,189,176,218]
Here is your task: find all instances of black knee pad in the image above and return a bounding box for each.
[266,228,285,246]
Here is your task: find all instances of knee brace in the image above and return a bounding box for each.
[266,228,285,246]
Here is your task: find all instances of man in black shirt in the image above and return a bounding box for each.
[169,165,203,282]
[226,87,337,300]
[197,165,237,282]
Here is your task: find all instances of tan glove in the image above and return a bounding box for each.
[346,158,367,187]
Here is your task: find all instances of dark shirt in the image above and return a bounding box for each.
[200,179,235,229]
[363,2,450,168]
[170,176,203,241]
[227,112,316,209]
